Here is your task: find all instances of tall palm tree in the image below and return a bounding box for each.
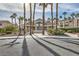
[32,3,36,34]
[63,12,67,28]
[75,13,79,18]
[24,3,26,36]
[13,13,17,25]
[39,3,47,35]
[29,3,32,35]
[71,13,75,28]
[71,13,75,19]
[68,16,71,20]
[18,16,24,35]
[6,3,26,45]
[56,3,58,31]
[59,16,62,20]
[10,15,14,24]
[63,12,67,20]
[50,3,53,28]
[47,3,53,28]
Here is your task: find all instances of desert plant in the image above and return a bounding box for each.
[5,25,18,34]
[47,28,65,35]
[47,28,53,35]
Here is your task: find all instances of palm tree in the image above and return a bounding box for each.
[39,3,47,35]
[75,13,79,18]
[47,3,53,28]
[10,15,14,24]
[18,16,24,35]
[63,12,67,28]
[50,3,53,28]
[63,12,67,20]
[68,16,71,20]
[24,3,26,36]
[29,3,32,35]
[71,13,75,19]
[5,3,26,46]
[71,13,75,27]
[13,13,17,25]
[56,3,58,31]
[32,3,36,34]
[59,16,62,20]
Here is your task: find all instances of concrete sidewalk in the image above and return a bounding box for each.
[0,36,24,40]
[34,33,79,39]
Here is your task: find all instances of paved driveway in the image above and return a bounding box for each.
[0,34,79,56]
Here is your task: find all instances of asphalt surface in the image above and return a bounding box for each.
[0,34,79,56]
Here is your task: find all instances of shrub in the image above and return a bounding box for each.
[0,28,6,33]
[52,29,65,35]
[47,28,65,35]
[60,28,79,33]
[67,30,73,33]
[0,25,18,34]
[5,25,18,33]
[47,28,53,35]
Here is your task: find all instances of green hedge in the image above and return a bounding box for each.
[0,25,18,34]
[60,28,79,33]
[47,28,65,35]
[0,28,6,33]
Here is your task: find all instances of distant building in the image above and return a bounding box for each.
[21,18,79,32]
[0,20,13,28]
[59,19,79,28]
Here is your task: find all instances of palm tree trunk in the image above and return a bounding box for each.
[19,19,21,35]
[42,4,45,35]
[63,16,65,28]
[56,3,58,31]
[30,3,32,35]
[24,3,26,36]
[32,3,36,34]
[51,3,53,29]
[12,18,13,24]
[15,18,16,26]
[73,18,74,28]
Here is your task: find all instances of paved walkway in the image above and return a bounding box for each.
[0,34,79,56]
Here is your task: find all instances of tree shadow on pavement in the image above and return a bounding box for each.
[34,35,79,55]
[0,34,20,48]
[31,35,60,56]
[22,37,29,56]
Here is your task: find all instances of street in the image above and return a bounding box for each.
[0,34,79,56]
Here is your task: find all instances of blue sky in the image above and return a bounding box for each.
[0,3,79,22]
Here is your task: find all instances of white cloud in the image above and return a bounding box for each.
[35,4,56,13]
[0,3,30,13]
[0,3,57,15]
[59,4,75,10]
[59,3,79,13]
[0,3,22,13]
